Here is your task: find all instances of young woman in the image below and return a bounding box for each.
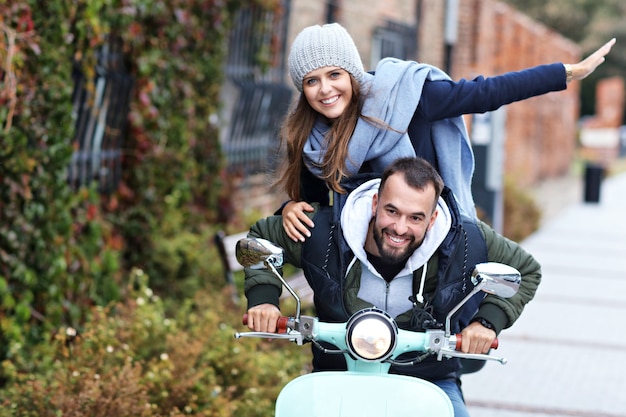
[276,23,615,242]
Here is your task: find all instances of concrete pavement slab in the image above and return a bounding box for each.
[462,171,626,417]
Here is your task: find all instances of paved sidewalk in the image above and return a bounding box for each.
[462,171,626,417]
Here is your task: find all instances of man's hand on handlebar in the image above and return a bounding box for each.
[246,304,282,332]
[459,321,497,354]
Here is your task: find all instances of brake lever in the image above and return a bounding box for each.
[234,331,304,345]
[438,348,507,364]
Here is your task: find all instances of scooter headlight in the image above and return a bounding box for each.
[345,308,398,362]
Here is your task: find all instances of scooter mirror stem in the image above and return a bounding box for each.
[266,259,301,321]
[236,238,302,322]
[442,262,521,339]
[443,278,484,338]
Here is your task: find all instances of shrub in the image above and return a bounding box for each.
[0,269,310,416]
[0,2,125,376]
[1,0,296,413]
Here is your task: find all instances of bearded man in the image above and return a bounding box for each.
[243,157,541,417]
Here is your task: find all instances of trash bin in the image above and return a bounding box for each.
[584,162,604,203]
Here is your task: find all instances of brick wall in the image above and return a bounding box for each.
[579,77,625,164]
[230,173,288,221]
[453,0,581,185]
[287,0,418,73]
[584,77,625,129]
[416,0,446,67]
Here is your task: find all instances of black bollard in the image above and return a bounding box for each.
[583,162,604,203]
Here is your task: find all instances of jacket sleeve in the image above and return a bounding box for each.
[473,221,542,334]
[419,63,567,121]
[243,205,319,309]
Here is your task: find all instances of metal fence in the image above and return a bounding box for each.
[68,37,133,194]
[223,3,292,176]
[224,81,291,175]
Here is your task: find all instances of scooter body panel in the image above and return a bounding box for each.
[275,371,454,417]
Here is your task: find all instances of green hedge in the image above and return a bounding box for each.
[1,1,106,368]
[1,0,290,401]
[0,271,310,416]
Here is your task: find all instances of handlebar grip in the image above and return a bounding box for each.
[454,334,499,350]
[241,314,289,334]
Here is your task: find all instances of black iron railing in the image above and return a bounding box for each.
[223,2,292,175]
[68,37,133,194]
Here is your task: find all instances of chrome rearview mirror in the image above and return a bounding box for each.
[444,262,521,339]
[471,262,521,299]
[236,238,302,319]
[236,238,284,269]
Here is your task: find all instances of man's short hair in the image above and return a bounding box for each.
[379,157,444,199]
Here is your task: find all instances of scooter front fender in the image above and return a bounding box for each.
[275,371,453,417]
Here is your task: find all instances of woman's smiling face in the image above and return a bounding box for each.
[302,67,353,120]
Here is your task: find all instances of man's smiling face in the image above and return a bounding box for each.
[367,173,438,263]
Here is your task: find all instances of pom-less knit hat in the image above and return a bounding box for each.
[288,23,366,92]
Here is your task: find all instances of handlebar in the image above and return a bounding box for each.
[453,333,499,350]
[242,313,291,334]
[242,314,498,350]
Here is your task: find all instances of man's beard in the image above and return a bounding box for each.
[372,222,426,265]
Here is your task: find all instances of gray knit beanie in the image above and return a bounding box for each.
[288,23,366,92]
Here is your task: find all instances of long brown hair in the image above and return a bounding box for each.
[274,76,363,200]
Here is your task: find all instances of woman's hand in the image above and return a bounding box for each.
[282,200,315,242]
[569,38,616,81]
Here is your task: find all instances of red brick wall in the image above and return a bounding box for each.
[453,0,581,186]
[584,77,625,129]
[579,77,625,164]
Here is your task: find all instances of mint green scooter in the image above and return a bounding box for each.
[235,238,520,417]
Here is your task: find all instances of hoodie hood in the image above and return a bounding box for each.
[340,178,452,278]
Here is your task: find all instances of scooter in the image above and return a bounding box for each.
[234,237,521,417]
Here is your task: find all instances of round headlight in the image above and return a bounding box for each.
[345,308,397,362]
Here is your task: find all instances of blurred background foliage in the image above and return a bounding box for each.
[0,0,309,415]
[1,0,625,415]
[1,269,310,416]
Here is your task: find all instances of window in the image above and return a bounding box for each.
[370,22,417,67]
[223,3,292,175]
[224,81,291,175]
